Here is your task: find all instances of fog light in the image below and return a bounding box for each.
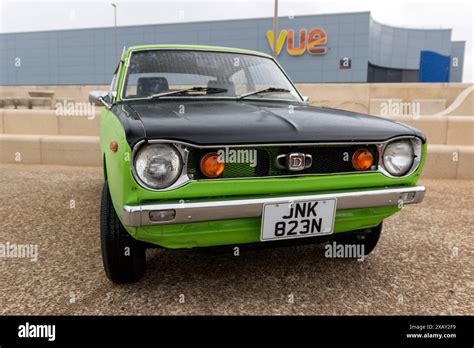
[400,192,416,203]
[149,209,176,222]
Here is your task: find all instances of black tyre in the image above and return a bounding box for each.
[334,222,383,256]
[100,182,145,283]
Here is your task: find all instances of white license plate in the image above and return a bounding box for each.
[260,199,337,241]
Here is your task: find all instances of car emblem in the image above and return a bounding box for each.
[275,152,313,171]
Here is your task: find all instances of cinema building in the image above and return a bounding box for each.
[0,11,465,85]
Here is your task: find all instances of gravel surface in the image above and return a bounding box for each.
[0,164,472,315]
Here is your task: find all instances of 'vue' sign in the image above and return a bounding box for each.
[266,28,328,56]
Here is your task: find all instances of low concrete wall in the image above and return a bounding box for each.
[296,83,371,114]
[0,85,109,104]
[0,134,101,166]
[1,111,473,178]
[0,86,472,177]
[2,83,473,116]
[423,145,474,179]
[0,109,100,136]
[1,133,472,178]
[378,115,474,146]
[446,116,474,146]
[2,109,473,145]
[294,83,473,116]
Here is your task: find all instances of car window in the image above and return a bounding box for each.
[124,72,214,97]
[109,74,117,98]
[121,50,301,101]
[229,69,252,95]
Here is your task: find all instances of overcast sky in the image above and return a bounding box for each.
[0,0,473,82]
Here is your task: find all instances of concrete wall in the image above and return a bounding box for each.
[296,83,473,116]
[0,85,109,102]
[7,110,471,145]
[1,109,473,178]
[1,83,473,116]
[1,81,472,179]
[0,109,101,166]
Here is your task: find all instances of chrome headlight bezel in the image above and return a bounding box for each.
[378,137,423,178]
[132,142,186,190]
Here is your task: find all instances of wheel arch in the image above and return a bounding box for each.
[102,153,108,181]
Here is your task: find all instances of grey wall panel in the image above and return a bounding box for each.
[368,18,452,70]
[450,41,465,82]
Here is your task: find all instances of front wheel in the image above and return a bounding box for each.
[100,182,146,283]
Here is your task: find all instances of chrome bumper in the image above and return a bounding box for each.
[122,185,426,227]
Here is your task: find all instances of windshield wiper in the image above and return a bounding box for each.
[237,87,290,100]
[147,86,228,101]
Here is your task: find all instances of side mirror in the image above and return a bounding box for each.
[89,91,108,106]
[302,96,310,103]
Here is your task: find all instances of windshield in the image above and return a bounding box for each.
[121,50,302,102]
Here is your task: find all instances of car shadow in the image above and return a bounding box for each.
[143,241,369,288]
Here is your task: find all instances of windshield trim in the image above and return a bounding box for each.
[119,48,304,103]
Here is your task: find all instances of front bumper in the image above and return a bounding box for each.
[123,185,426,227]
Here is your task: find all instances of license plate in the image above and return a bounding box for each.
[260,199,337,241]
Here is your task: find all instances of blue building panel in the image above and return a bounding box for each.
[419,50,450,82]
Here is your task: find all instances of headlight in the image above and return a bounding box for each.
[134,144,182,189]
[382,139,415,176]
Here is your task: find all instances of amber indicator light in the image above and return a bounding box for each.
[110,141,119,152]
[352,148,374,171]
[200,152,225,178]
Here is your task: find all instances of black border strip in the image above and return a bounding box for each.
[0,315,472,346]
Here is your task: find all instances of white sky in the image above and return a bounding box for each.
[0,0,473,82]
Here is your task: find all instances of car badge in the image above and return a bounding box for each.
[275,152,312,171]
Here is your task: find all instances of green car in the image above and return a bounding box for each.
[91,45,426,283]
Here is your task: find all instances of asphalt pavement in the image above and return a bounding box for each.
[0,164,472,315]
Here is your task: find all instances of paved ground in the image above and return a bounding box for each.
[0,164,472,315]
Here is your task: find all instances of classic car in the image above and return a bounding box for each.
[91,45,426,283]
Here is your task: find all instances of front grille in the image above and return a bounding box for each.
[187,144,379,180]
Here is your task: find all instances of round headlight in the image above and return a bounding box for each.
[134,144,182,189]
[383,139,414,176]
